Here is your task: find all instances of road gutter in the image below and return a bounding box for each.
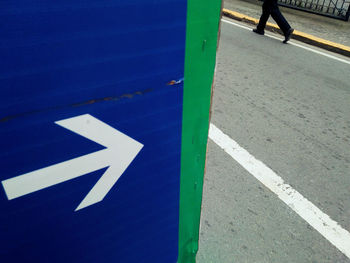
[223,8,350,57]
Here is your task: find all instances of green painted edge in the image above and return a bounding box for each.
[178,0,222,262]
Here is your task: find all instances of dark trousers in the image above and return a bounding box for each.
[257,0,291,35]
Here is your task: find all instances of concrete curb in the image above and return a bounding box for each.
[222,8,350,57]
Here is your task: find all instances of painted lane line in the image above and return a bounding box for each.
[209,123,350,259]
[221,19,350,65]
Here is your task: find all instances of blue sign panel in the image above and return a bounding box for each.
[0,1,186,262]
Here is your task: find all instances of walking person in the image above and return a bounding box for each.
[253,0,294,43]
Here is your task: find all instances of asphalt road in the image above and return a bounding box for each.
[197,19,350,263]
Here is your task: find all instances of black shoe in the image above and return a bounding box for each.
[253,28,264,35]
[283,28,294,43]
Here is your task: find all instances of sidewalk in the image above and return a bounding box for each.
[223,0,350,54]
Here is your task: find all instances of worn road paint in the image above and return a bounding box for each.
[222,19,350,65]
[2,114,143,211]
[209,123,350,260]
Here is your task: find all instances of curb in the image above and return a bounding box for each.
[222,8,350,57]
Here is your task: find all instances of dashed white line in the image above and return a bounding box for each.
[209,123,350,259]
[221,19,350,65]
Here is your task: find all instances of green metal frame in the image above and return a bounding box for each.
[178,0,222,262]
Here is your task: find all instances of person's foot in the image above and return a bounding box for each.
[283,28,294,43]
[253,28,264,35]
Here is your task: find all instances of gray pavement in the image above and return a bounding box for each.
[197,20,350,262]
[224,0,350,46]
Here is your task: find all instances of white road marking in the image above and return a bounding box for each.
[222,19,350,65]
[209,123,350,259]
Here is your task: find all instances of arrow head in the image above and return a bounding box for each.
[56,114,143,211]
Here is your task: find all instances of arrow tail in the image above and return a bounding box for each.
[2,149,111,200]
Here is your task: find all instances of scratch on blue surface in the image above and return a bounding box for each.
[167,77,184,86]
[0,88,153,123]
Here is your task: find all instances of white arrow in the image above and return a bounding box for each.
[1,114,143,211]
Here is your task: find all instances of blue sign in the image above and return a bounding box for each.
[0,1,186,262]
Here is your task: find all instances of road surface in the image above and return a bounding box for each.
[197,19,350,263]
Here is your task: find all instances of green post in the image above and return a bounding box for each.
[178,0,222,262]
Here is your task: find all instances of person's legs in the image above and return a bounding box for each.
[270,4,290,34]
[253,0,294,43]
[270,4,294,43]
[256,3,271,33]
